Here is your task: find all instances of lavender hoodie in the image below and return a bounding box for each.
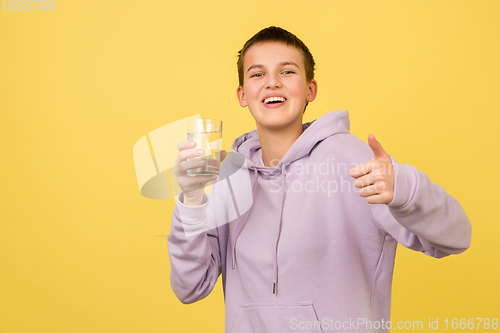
[167,110,471,332]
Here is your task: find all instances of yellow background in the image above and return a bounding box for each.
[1,1,499,332]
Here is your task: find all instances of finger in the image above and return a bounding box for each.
[175,158,207,177]
[368,135,388,160]
[179,173,218,187]
[220,150,227,162]
[177,140,197,152]
[353,174,376,189]
[358,181,386,197]
[350,161,373,178]
[366,192,392,205]
[176,148,205,166]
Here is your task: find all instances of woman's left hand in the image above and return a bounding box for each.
[349,135,395,205]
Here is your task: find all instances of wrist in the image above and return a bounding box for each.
[182,192,204,206]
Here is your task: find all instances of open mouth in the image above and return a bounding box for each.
[262,96,287,107]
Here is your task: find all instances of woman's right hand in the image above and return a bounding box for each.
[174,140,226,206]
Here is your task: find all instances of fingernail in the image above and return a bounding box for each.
[198,160,205,165]
[190,142,195,147]
[197,150,204,154]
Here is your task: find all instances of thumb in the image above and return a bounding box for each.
[220,150,227,162]
[368,135,387,159]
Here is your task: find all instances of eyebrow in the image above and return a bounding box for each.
[246,61,300,73]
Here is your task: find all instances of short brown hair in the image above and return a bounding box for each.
[237,26,316,111]
[237,26,315,86]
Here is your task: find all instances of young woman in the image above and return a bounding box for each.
[168,26,471,333]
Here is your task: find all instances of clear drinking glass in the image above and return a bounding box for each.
[186,118,222,176]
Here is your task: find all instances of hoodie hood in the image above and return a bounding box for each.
[228,110,351,295]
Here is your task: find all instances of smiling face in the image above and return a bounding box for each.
[236,41,318,131]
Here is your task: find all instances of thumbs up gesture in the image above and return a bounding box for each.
[349,135,395,204]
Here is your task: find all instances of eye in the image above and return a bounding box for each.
[250,73,263,78]
[282,70,295,75]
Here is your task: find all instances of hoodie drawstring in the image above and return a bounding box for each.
[272,163,287,295]
[231,164,288,296]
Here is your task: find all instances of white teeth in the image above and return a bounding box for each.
[264,96,286,104]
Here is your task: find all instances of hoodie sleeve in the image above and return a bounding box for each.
[167,191,222,304]
[370,156,472,258]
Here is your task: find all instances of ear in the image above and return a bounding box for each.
[236,86,247,107]
[306,79,318,103]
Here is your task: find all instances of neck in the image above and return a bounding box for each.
[257,119,304,168]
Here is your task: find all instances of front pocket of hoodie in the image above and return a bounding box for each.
[229,302,324,333]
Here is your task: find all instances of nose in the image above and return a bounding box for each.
[265,72,282,89]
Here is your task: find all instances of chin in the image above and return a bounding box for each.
[250,104,303,127]
[256,116,301,131]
